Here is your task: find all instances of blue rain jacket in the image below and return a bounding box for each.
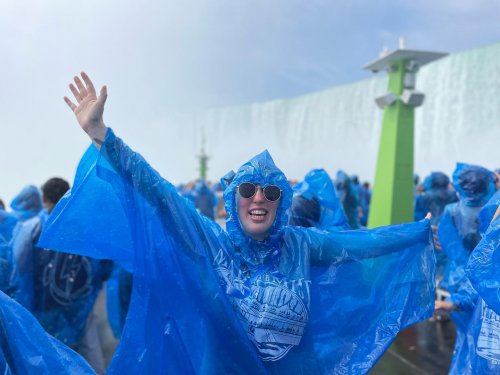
[439,163,496,294]
[12,211,111,346]
[448,201,500,374]
[9,185,43,222]
[467,211,500,315]
[0,211,19,297]
[0,210,18,243]
[106,265,133,338]
[334,171,360,229]
[0,291,94,374]
[193,181,217,220]
[39,128,435,374]
[414,172,457,224]
[290,169,348,230]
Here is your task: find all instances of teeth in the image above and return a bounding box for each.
[249,209,267,216]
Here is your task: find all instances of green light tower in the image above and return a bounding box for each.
[365,44,447,227]
[197,130,209,180]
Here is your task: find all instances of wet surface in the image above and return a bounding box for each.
[371,320,456,375]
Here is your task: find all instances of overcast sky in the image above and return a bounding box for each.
[1,0,500,203]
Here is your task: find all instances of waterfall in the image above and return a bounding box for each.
[156,43,500,184]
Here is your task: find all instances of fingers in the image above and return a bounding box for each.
[425,212,432,220]
[97,85,108,106]
[69,83,82,103]
[74,76,88,98]
[81,71,96,96]
[64,96,77,112]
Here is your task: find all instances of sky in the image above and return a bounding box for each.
[1,0,500,203]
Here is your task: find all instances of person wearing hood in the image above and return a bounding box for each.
[13,177,112,374]
[289,169,349,230]
[39,73,435,374]
[193,180,218,220]
[415,172,458,279]
[435,163,497,373]
[435,189,500,374]
[0,203,20,298]
[10,185,44,222]
[334,171,361,229]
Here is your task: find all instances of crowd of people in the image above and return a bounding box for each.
[0,72,498,374]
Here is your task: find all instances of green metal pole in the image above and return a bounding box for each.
[368,60,414,227]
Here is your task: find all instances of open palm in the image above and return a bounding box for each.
[64,72,107,142]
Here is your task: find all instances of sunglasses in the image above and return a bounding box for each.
[237,182,282,202]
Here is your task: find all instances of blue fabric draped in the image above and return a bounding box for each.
[467,214,500,316]
[9,185,43,222]
[40,129,435,374]
[106,265,133,338]
[12,201,111,345]
[0,291,94,374]
[448,299,500,374]
[0,210,19,297]
[334,171,360,229]
[290,169,349,230]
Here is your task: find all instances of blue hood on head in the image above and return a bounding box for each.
[223,150,293,264]
[10,185,43,221]
[453,163,496,207]
[424,172,450,191]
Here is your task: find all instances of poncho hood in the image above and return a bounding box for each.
[10,185,43,221]
[223,150,293,265]
[453,163,496,207]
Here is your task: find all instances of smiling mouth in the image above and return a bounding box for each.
[249,209,268,217]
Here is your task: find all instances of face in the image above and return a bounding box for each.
[237,185,280,241]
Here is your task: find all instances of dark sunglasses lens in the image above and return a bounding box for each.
[238,183,256,198]
[264,185,281,201]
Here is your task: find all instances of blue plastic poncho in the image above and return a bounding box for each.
[334,171,360,229]
[9,185,43,221]
[467,208,500,315]
[447,199,500,374]
[0,291,94,374]
[193,181,217,220]
[414,172,457,224]
[439,163,496,294]
[12,209,111,346]
[106,265,133,338]
[0,211,19,297]
[40,129,435,374]
[289,169,348,230]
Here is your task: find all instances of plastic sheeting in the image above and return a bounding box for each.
[0,210,19,297]
[414,172,457,224]
[40,128,435,374]
[289,169,348,230]
[467,211,500,315]
[106,265,133,338]
[0,291,94,374]
[334,171,360,229]
[9,185,43,222]
[449,198,500,374]
[12,210,111,346]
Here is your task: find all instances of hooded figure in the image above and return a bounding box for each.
[193,180,217,220]
[334,171,360,229]
[414,172,457,224]
[40,128,435,374]
[444,195,500,374]
[289,169,348,230]
[0,209,19,297]
[9,185,43,222]
[438,163,497,374]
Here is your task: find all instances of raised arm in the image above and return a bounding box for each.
[64,73,223,255]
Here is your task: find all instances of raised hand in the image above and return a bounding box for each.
[64,72,108,147]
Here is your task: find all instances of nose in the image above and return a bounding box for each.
[253,187,265,202]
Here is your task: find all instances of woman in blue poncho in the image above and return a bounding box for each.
[41,72,435,374]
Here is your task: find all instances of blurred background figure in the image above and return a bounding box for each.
[13,177,113,374]
[335,170,361,229]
